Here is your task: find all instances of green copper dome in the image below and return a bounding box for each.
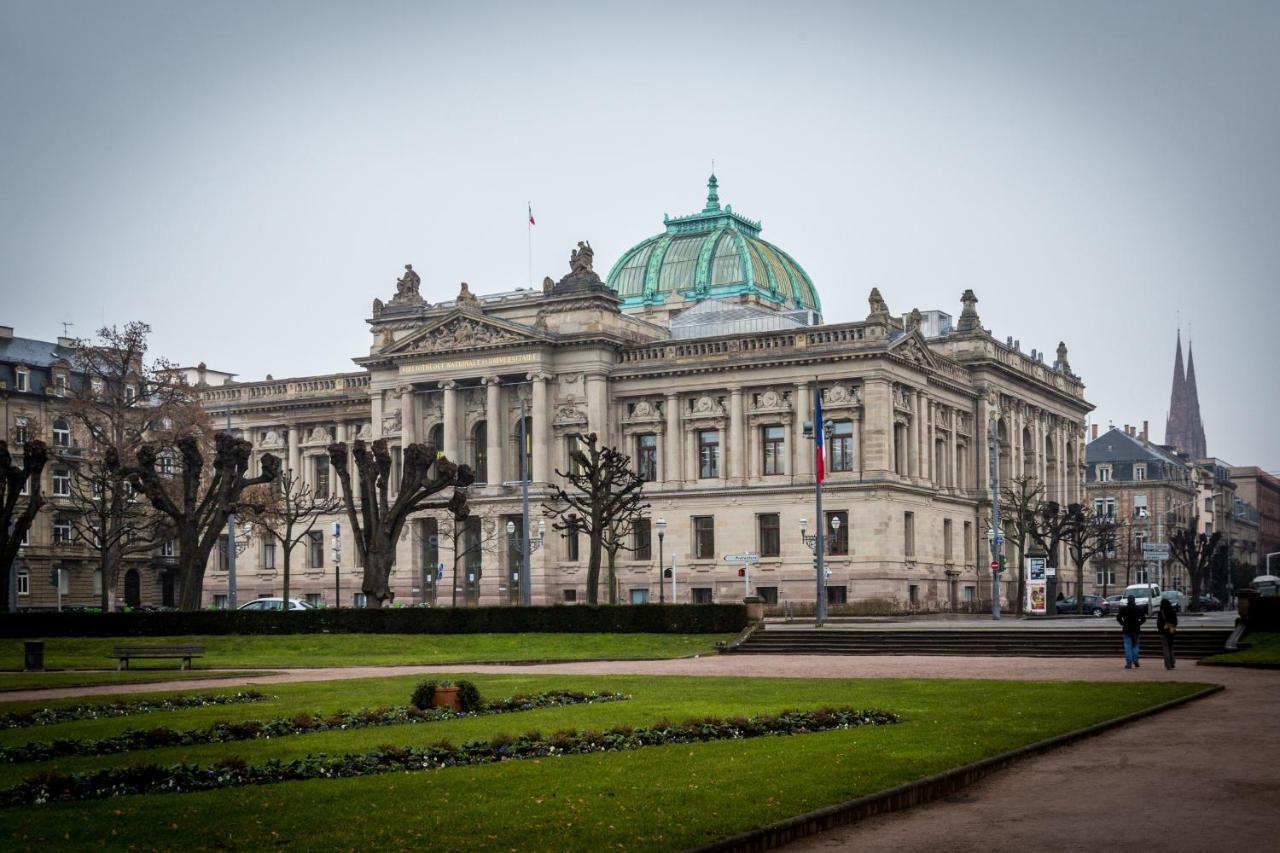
[605,176,821,313]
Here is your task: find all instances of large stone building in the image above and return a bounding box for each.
[1231,467,1280,573]
[195,177,1094,610]
[2,179,1093,610]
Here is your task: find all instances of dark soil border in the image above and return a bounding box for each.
[691,683,1224,853]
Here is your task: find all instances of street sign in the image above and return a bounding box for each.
[990,560,999,571]
[1142,543,1170,561]
[723,553,760,563]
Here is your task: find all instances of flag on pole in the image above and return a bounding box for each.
[814,385,825,483]
[528,203,536,226]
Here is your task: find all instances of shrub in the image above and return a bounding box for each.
[455,680,483,712]
[410,680,444,710]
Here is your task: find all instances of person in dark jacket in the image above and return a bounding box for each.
[1157,598,1178,669]
[1117,595,1147,669]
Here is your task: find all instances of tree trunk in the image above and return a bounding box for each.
[362,548,392,607]
[451,528,460,607]
[607,548,617,605]
[177,530,208,610]
[1013,538,1026,614]
[586,529,603,604]
[281,545,291,611]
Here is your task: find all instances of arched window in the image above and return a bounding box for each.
[472,421,488,483]
[428,423,444,452]
[513,417,533,481]
[52,417,70,448]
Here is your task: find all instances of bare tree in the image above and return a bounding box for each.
[1,440,49,610]
[241,470,342,608]
[1169,518,1225,612]
[426,501,502,607]
[1028,500,1074,594]
[541,433,646,605]
[1063,504,1118,613]
[64,323,201,610]
[326,438,472,608]
[1000,475,1045,613]
[601,499,650,605]
[125,433,280,609]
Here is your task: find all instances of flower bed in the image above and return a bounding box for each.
[0,692,270,730]
[3,706,901,806]
[0,690,629,764]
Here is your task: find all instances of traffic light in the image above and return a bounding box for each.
[663,568,672,579]
[736,568,745,577]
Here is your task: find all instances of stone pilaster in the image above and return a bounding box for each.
[530,373,550,483]
[862,379,893,477]
[728,386,745,484]
[793,382,811,480]
[664,392,681,486]
[484,376,502,486]
[440,381,459,462]
[400,385,418,445]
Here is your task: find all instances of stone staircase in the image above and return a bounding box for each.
[730,627,1234,659]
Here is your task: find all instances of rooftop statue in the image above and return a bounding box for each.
[867,287,891,323]
[956,289,982,332]
[551,239,607,294]
[456,281,481,308]
[570,241,594,275]
[1055,341,1071,374]
[396,264,420,297]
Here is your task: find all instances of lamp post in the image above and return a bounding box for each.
[506,518,545,605]
[988,421,1003,621]
[655,517,667,604]
[222,521,252,610]
[802,400,834,627]
[800,514,840,620]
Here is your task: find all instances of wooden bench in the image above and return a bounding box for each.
[110,645,205,671]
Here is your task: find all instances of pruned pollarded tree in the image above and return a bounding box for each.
[1000,475,1046,613]
[600,497,651,605]
[1063,503,1118,613]
[64,322,202,610]
[541,433,646,605]
[0,440,49,611]
[241,469,343,609]
[1169,520,1224,612]
[326,438,473,608]
[124,433,280,609]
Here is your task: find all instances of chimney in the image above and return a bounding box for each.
[1141,420,1149,441]
[57,336,76,349]
[1091,424,1099,440]
[0,326,12,339]
[1124,424,1130,436]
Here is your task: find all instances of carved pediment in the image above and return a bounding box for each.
[889,331,938,369]
[686,395,726,420]
[381,310,546,356]
[821,384,861,409]
[622,399,662,424]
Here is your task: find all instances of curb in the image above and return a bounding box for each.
[689,682,1225,853]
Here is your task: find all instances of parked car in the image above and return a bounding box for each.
[1055,595,1110,617]
[1105,594,1126,609]
[1159,590,1188,613]
[1122,583,1162,615]
[237,597,313,611]
[1194,593,1224,611]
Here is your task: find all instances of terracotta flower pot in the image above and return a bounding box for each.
[432,686,461,710]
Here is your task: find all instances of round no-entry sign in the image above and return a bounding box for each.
[990,560,999,571]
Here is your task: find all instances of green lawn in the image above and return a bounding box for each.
[0,673,1207,850]
[0,670,277,692]
[0,633,733,670]
[1201,631,1280,667]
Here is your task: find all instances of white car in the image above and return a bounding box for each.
[1122,583,1162,615]
[237,597,313,611]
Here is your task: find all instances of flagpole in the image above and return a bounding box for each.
[814,376,827,627]
[527,201,533,289]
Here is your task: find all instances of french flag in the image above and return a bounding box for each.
[528,203,536,226]
[814,386,825,483]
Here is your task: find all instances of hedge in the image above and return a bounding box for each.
[0,604,747,638]
[1246,597,1280,632]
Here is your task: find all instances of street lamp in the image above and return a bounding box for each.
[655,517,667,604]
[799,515,841,553]
[507,518,545,604]
[222,521,252,610]
[802,401,835,627]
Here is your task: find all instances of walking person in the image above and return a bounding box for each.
[1158,597,1178,670]
[1117,594,1147,669]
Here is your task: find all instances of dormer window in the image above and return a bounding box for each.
[14,367,28,392]
[53,374,67,396]
[1097,464,1112,483]
[91,378,104,397]
[1133,463,1146,481]
[125,384,137,403]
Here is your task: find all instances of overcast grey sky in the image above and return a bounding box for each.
[2,1,1277,470]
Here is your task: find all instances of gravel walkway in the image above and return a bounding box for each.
[3,655,1275,852]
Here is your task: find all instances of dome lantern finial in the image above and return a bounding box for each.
[703,173,720,212]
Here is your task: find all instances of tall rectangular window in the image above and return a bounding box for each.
[904,511,915,557]
[566,519,580,562]
[944,519,954,562]
[633,518,652,561]
[698,430,720,479]
[419,518,439,577]
[52,466,71,497]
[566,434,582,476]
[53,515,72,544]
[637,434,658,482]
[308,531,324,568]
[313,456,330,498]
[1133,494,1148,519]
[828,420,854,472]
[762,425,786,475]
[758,513,780,558]
[1133,463,1146,481]
[52,419,70,448]
[826,510,849,555]
[693,516,715,559]
[263,540,276,569]
[14,368,28,393]
[16,570,29,595]
[964,521,973,563]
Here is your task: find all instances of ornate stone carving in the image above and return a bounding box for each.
[688,395,725,418]
[381,409,402,435]
[867,287,890,323]
[551,240,607,293]
[372,297,384,318]
[260,429,285,449]
[1055,341,1071,374]
[542,276,555,293]
[957,289,981,332]
[355,422,373,441]
[456,281,481,309]
[387,264,425,308]
[822,384,860,406]
[412,317,521,353]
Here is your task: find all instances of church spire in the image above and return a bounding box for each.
[1164,329,1207,459]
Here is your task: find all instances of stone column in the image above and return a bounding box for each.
[948,408,959,490]
[441,381,459,461]
[908,390,921,479]
[400,385,418,445]
[585,373,608,442]
[343,422,360,502]
[287,425,301,481]
[484,377,503,486]
[793,382,811,479]
[728,386,745,484]
[861,379,893,477]
[530,373,550,483]
[664,393,681,486]
[371,390,384,440]
[977,396,990,493]
[924,400,934,483]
